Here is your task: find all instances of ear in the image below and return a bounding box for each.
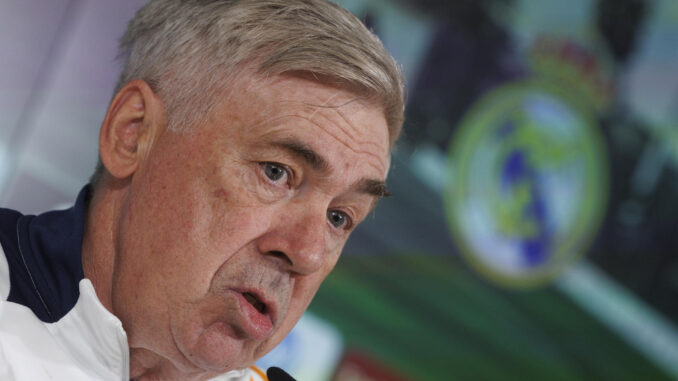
[98,80,166,180]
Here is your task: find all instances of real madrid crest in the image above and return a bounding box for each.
[445,37,611,288]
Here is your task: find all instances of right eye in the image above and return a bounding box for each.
[261,162,290,184]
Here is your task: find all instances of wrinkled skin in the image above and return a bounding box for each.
[92,74,391,379]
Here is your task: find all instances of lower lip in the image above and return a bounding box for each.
[234,292,273,340]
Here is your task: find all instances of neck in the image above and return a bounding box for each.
[81,180,125,313]
[129,348,220,381]
[80,179,221,381]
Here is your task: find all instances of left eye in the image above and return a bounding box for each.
[263,162,288,183]
[327,210,351,229]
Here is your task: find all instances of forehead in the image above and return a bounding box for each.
[212,74,392,176]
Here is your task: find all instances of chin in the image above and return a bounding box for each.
[179,321,260,373]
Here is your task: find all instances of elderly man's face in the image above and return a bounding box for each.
[111,75,390,373]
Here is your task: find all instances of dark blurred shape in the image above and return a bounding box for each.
[267,367,296,381]
[591,118,678,323]
[362,9,376,31]
[398,0,514,29]
[399,0,522,148]
[596,0,648,63]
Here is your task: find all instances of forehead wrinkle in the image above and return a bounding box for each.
[298,97,363,129]
[334,106,364,141]
[309,105,385,154]
[246,112,373,154]
[314,98,382,145]
[279,97,372,144]
[273,94,386,150]
[311,107,357,142]
[284,114,388,175]
[298,91,359,109]
[276,93,355,117]
[252,113,387,181]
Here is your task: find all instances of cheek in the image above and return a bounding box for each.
[117,165,225,299]
[205,169,274,247]
[229,162,290,205]
[206,160,265,207]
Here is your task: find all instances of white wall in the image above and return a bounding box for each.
[0,0,145,214]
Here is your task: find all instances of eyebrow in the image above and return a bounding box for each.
[271,138,391,199]
[272,139,329,172]
[355,178,391,198]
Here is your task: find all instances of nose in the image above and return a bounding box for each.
[256,203,327,275]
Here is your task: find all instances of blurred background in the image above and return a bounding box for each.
[1,0,677,380]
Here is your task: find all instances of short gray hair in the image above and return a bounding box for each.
[92,0,404,185]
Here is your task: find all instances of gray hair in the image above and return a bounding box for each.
[92,0,404,185]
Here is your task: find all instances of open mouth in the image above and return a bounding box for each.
[243,292,266,314]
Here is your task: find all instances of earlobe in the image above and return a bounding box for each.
[98,80,165,180]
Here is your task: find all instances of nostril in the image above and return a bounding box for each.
[268,250,293,266]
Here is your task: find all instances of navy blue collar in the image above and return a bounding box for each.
[5,185,90,322]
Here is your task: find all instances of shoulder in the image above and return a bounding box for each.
[0,208,22,241]
[0,207,25,300]
[0,188,88,322]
